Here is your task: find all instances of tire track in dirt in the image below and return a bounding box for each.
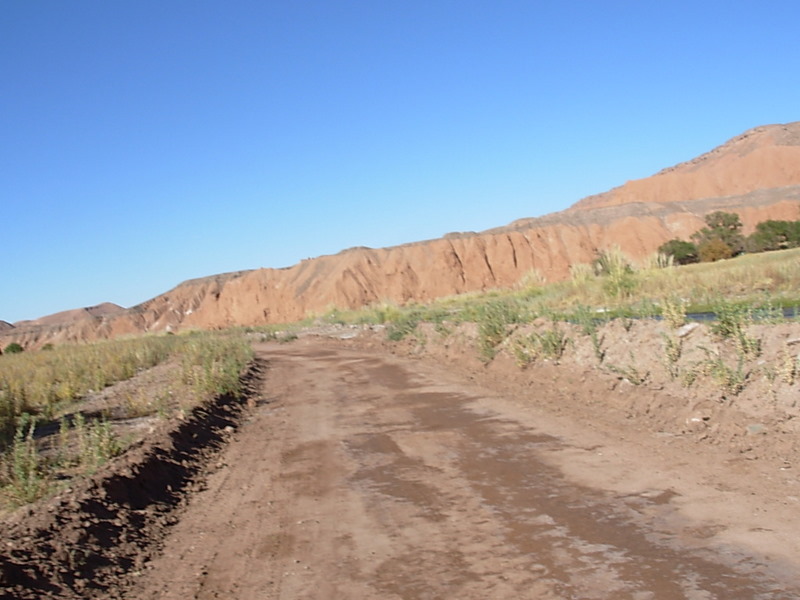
[127,340,800,599]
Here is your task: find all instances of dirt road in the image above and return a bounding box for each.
[127,339,800,599]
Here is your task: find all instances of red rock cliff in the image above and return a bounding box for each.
[4,122,800,348]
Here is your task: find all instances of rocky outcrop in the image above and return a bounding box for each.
[4,122,800,349]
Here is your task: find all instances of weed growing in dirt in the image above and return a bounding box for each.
[661,334,683,379]
[386,310,423,341]
[0,411,124,507]
[434,320,453,338]
[607,355,649,385]
[70,413,123,473]
[476,299,524,360]
[710,299,751,338]
[709,298,762,359]
[569,305,602,336]
[688,348,748,396]
[594,247,638,300]
[289,248,800,350]
[661,297,687,329]
[121,386,168,419]
[180,333,254,399]
[512,327,570,366]
[0,330,255,508]
[591,332,606,364]
[777,346,799,385]
[0,415,50,506]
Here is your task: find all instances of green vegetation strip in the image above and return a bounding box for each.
[0,332,254,507]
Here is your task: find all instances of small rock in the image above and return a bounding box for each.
[677,322,700,338]
[685,415,709,433]
[746,423,767,436]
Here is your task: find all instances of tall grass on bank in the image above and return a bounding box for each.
[0,336,180,438]
[0,331,254,507]
[502,246,800,319]
[179,332,254,399]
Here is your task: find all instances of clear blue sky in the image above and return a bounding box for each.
[2,1,799,323]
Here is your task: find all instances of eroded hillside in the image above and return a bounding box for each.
[4,122,800,348]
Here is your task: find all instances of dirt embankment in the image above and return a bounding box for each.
[352,318,800,469]
[0,360,266,599]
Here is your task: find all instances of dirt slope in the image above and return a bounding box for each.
[4,122,800,348]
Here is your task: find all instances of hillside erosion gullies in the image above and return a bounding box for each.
[3,121,800,349]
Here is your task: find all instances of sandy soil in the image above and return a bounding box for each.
[123,339,800,599]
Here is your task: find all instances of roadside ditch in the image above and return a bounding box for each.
[0,358,266,599]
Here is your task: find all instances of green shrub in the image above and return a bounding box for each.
[692,211,745,256]
[697,351,747,396]
[476,299,523,359]
[698,238,734,262]
[3,343,23,354]
[746,220,800,253]
[179,333,254,399]
[593,247,637,299]
[658,239,698,265]
[512,327,569,366]
[0,336,181,435]
[69,414,122,473]
[1,415,50,506]
[386,311,423,341]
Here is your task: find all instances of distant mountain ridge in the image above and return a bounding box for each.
[11,303,126,329]
[572,122,800,211]
[4,121,800,349]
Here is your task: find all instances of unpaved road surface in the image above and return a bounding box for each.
[128,340,800,599]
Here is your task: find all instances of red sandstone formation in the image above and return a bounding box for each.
[572,122,800,210]
[4,122,800,348]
